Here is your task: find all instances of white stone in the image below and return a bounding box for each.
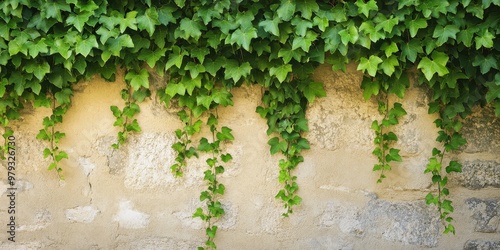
[79,156,96,176]
[65,205,100,223]
[113,200,150,229]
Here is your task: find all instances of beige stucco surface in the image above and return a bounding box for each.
[0,65,499,249]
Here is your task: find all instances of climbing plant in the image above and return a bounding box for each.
[0,0,498,246]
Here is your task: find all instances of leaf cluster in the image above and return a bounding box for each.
[35,92,71,179]
[371,98,407,183]
[110,86,149,149]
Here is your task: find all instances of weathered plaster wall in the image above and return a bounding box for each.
[0,65,499,249]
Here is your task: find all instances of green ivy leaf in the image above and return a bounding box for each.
[28,39,49,58]
[181,75,202,95]
[457,28,477,47]
[446,161,462,173]
[291,31,317,52]
[432,25,460,46]
[228,27,257,51]
[380,55,399,76]
[138,48,167,68]
[268,137,287,155]
[96,26,119,44]
[54,88,72,105]
[185,62,206,79]
[300,81,326,103]
[485,76,500,103]
[66,11,92,32]
[165,46,188,70]
[291,17,313,37]
[158,6,177,25]
[216,127,234,141]
[166,83,186,97]
[196,94,213,110]
[137,8,160,36]
[224,61,252,83]
[25,61,50,80]
[472,54,498,74]
[277,0,296,21]
[386,148,402,162]
[381,42,398,57]
[269,64,292,83]
[296,0,319,19]
[375,15,399,33]
[75,35,98,57]
[339,24,359,45]
[179,18,203,40]
[356,0,378,18]
[212,88,233,107]
[475,29,494,49]
[121,11,138,33]
[417,51,449,81]
[388,73,409,99]
[259,17,280,36]
[407,18,427,38]
[400,40,423,63]
[360,20,385,42]
[357,55,383,77]
[204,58,225,76]
[361,77,380,100]
[125,69,149,91]
[55,151,68,162]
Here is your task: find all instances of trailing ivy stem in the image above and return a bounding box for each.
[437,145,446,217]
[378,93,389,180]
[50,95,62,179]
[122,86,133,136]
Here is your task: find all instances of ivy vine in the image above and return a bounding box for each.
[0,0,498,245]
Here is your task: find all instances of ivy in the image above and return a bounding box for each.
[35,91,71,179]
[0,0,498,243]
[193,112,234,250]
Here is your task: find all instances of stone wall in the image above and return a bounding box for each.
[0,64,498,249]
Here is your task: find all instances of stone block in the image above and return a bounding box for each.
[318,201,364,237]
[116,237,198,250]
[318,199,440,247]
[18,209,52,232]
[124,133,177,189]
[461,106,500,154]
[457,161,500,190]
[96,136,127,175]
[363,200,440,247]
[65,205,100,223]
[464,240,500,250]
[113,200,150,229]
[465,198,500,233]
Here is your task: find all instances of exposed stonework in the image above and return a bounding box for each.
[115,236,199,250]
[464,240,500,250]
[458,161,500,190]
[123,133,177,189]
[65,205,100,223]
[364,200,440,247]
[113,200,150,229]
[461,106,500,154]
[319,198,440,247]
[465,198,500,233]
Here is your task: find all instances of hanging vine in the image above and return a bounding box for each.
[35,90,72,179]
[193,111,234,250]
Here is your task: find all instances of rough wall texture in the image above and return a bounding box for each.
[0,65,499,250]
